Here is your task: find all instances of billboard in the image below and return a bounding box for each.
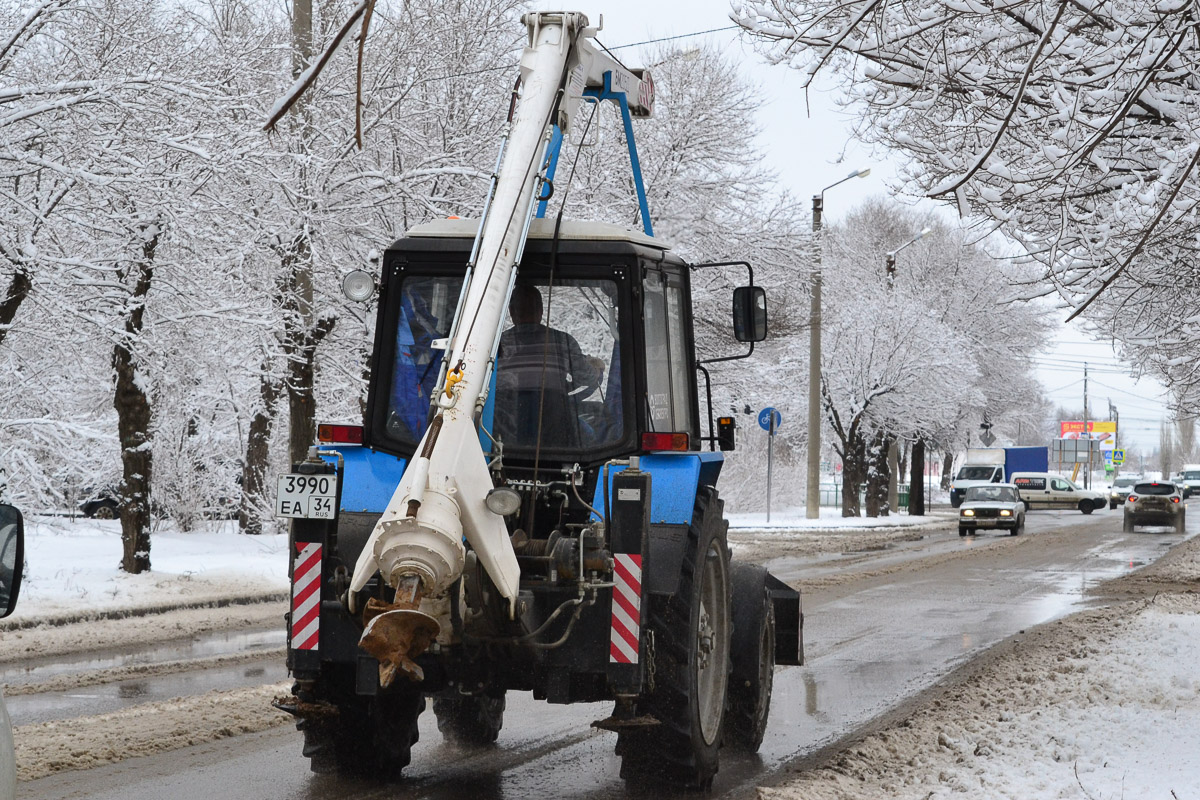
[1059,421,1117,463]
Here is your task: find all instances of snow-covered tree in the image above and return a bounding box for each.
[820,199,1049,515]
[732,0,1200,410]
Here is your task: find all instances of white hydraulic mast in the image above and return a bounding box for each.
[348,12,654,686]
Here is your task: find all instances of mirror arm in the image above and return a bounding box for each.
[697,341,754,367]
[689,260,754,287]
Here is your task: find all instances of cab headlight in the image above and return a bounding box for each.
[1111,492,1119,498]
[961,509,975,517]
[999,509,1012,517]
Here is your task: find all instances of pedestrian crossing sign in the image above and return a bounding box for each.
[1112,449,1125,465]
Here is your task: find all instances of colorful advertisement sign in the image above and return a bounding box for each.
[1059,421,1117,461]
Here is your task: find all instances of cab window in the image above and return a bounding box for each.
[386,275,463,442]
[1051,478,1071,491]
[494,279,624,452]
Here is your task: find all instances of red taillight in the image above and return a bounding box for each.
[1128,495,1138,503]
[317,423,363,444]
[641,432,690,452]
[1173,497,1181,503]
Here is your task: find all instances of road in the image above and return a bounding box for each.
[15,506,1191,800]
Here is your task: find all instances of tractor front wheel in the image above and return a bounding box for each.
[725,563,774,752]
[432,692,505,745]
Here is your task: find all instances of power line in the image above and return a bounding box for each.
[605,25,742,50]
[1042,377,1084,394]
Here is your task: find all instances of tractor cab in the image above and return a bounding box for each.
[364,217,756,471]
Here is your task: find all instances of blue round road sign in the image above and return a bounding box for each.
[758,407,782,433]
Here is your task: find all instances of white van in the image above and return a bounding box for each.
[1010,472,1107,514]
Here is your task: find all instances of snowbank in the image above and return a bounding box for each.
[7,517,290,625]
[763,538,1200,800]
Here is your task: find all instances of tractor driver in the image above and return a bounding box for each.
[495,283,603,449]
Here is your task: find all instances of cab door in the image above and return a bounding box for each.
[1049,477,1075,508]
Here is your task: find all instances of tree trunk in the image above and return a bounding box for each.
[887,439,899,514]
[0,267,31,349]
[240,363,282,535]
[114,223,160,574]
[909,438,925,516]
[286,313,335,465]
[841,434,865,517]
[864,430,890,517]
[941,449,954,490]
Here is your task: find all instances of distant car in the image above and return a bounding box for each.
[0,503,26,800]
[1123,481,1185,533]
[1108,476,1141,510]
[79,488,120,519]
[958,484,1026,537]
[1180,466,1200,499]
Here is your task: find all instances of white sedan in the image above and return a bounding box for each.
[959,484,1026,537]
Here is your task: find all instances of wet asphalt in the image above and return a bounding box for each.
[17,505,1191,800]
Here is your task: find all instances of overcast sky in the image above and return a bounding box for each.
[536,1,1169,454]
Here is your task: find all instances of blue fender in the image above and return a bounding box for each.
[591,451,724,524]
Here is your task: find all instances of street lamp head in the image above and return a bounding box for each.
[852,168,871,179]
[917,226,932,238]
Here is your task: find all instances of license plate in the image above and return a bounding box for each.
[276,473,338,519]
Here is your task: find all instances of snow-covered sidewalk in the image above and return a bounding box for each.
[4,516,290,626]
[763,534,1200,800]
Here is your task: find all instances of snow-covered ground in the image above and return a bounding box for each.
[8,517,290,624]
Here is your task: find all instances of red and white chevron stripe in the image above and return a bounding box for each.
[291,542,322,651]
[609,553,642,663]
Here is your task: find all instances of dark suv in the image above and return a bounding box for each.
[1123,481,1185,533]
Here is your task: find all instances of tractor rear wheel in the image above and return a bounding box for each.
[617,487,731,790]
[432,692,505,745]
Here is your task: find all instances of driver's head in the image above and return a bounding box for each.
[509,284,543,325]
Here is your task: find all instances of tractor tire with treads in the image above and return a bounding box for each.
[298,668,424,780]
[616,486,732,790]
[432,692,505,745]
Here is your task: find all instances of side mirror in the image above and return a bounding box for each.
[732,286,767,343]
[0,503,24,619]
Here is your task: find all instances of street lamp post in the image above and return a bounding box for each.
[885,227,932,286]
[806,168,871,519]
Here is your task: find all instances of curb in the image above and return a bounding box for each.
[0,592,288,632]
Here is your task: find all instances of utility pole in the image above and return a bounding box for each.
[1109,399,1119,478]
[1083,362,1090,488]
[806,194,824,520]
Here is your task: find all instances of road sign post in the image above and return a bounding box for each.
[758,408,783,523]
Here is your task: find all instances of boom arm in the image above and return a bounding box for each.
[347,12,653,685]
